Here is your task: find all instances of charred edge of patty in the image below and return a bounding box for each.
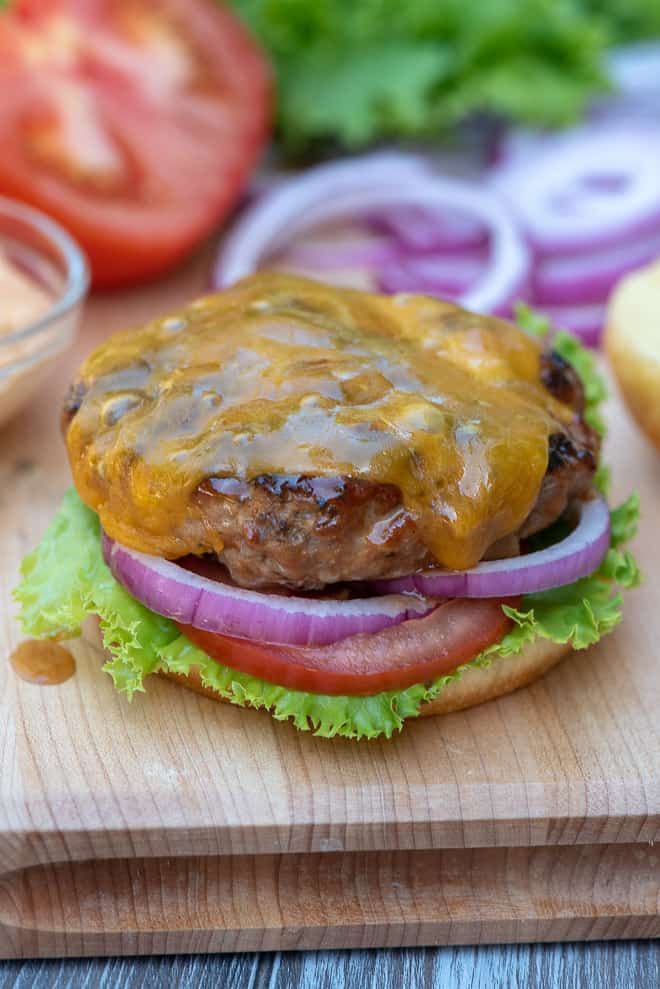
[539,350,585,412]
[61,380,86,435]
[517,423,599,540]
[547,431,597,474]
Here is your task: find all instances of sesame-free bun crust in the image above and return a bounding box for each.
[606,259,660,451]
[157,637,572,720]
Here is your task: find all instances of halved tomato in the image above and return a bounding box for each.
[0,0,271,286]
[177,597,517,696]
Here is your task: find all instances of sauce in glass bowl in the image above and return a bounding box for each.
[0,197,88,428]
[0,250,52,334]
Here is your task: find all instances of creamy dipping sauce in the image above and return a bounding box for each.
[0,251,51,335]
[0,248,58,427]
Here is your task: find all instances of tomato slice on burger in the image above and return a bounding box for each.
[0,0,271,286]
[177,597,517,696]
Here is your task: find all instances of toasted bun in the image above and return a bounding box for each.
[157,637,572,719]
[606,258,660,451]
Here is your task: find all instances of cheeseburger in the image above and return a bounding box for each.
[16,274,639,738]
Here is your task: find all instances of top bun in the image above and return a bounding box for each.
[606,259,660,451]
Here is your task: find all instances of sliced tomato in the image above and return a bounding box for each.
[0,0,271,286]
[177,597,517,696]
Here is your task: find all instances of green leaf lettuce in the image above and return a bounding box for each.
[230,0,610,152]
[229,0,660,153]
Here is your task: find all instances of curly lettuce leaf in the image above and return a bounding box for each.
[14,485,640,739]
[230,0,609,151]
[15,490,179,697]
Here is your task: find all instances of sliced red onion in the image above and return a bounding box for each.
[266,260,380,292]
[378,250,487,298]
[247,153,431,203]
[102,534,435,647]
[216,169,530,315]
[533,232,660,306]
[491,126,660,255]
[369,205,488,253]
[372,497,610,598]
[272,227,399,271]
[215,152,430,286]
[532,303,605,349]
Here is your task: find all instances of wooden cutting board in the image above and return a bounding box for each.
[1,250,659,960]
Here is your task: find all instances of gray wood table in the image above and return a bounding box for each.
[1,943,659,987]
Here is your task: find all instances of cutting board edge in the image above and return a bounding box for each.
[4,919,659,961]
[2,842,659,960]
[2,811,660,877]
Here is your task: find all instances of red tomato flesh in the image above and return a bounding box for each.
[177,598,518,696]
[0,0,271,286]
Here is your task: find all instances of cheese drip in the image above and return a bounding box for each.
[66,273,573,571]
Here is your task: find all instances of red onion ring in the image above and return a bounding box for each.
[247,152,431,203]
[491,126,660,255]
[371,497,610,598]
[216,170,530,315]
[533,232,660,306]
[378,250,487,299]
[215,152,429,283]
[266,261,379,293]
[102,534,435,647]
[274,228,399,271]
[369,204,488,253]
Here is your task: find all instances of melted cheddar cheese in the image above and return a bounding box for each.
[66,273,573,570]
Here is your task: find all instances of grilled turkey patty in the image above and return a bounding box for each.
[63,349,599,590]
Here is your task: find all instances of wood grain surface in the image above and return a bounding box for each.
[3,843,660,957]
[1,246,659,958]
[2,941,660,989]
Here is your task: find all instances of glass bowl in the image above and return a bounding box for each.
[0,196,89,428]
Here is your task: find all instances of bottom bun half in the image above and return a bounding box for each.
[156,637,572,718]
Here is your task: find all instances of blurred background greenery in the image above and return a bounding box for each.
[232,0,660,151]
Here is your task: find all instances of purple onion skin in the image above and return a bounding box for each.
[370,207,489,254]
[372,498,610,598]
[533,234,660,306]
[529,212,660,259]
[102,534,433,648]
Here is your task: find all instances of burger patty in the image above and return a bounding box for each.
[63,348,600,591]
